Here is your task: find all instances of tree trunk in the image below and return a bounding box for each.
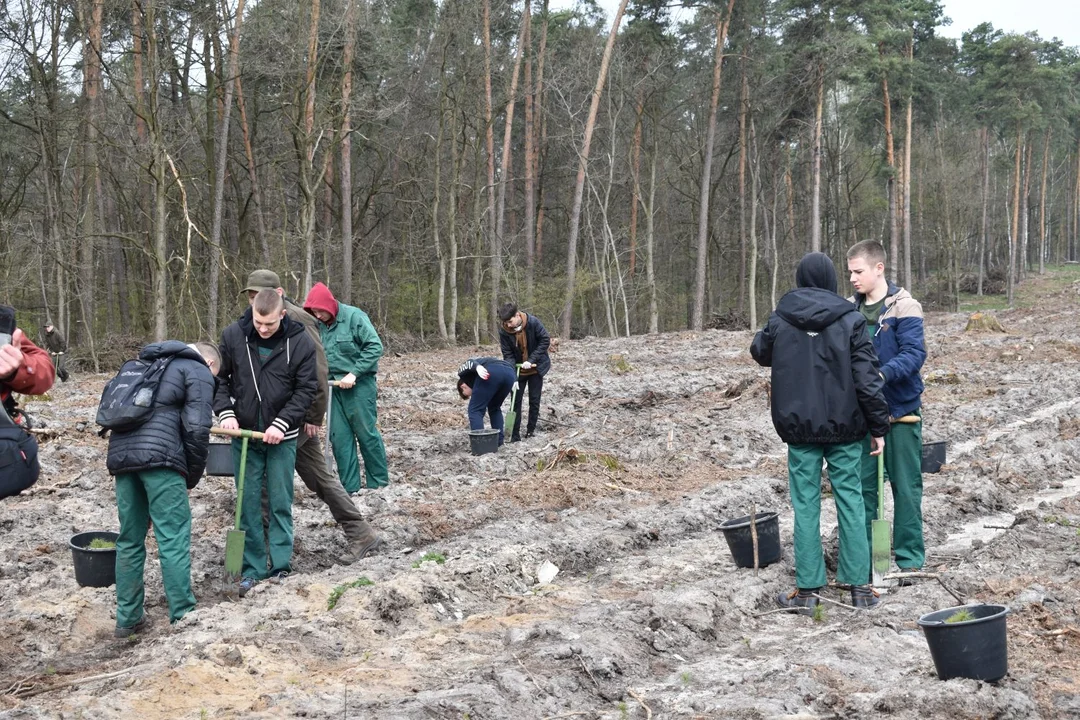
[482,0,499,328]
[810,65,824,253]
[495,6,528,297]
[559,0,631,339]
[881,61,898,283]
[300,0,321,296]
[978,127,989,295]
[78,0,104,361]
[523,0,536,303]
[629,82,644,280]
[1020,137,1032,278]
[902,61,913,290]
[235,76,269,265]
[1039,127,1050,274]
[208,0,246,339]
[1008,127,1022,307]
[646,133,658,334]
[340,0,357,302]
[448,120,462,343]
[534,2,549,269]
[434,97,447,342]
[690,0,736,332]
[748,115,760,331]
[737,63,748,314]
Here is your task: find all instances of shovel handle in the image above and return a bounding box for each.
[211,426,266,441]
[891,415,921,424]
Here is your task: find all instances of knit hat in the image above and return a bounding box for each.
[242,269,281,294]
[303,282,339,321]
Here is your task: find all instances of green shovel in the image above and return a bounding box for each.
[503,364,522,440]
[871,452,891,587]
[210,427,264,593]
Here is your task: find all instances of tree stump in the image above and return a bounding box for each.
[964,312,1006,333]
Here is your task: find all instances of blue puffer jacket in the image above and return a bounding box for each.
[106,342,215,487]
[852,284,926,418]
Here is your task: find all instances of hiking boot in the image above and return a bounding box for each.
[238,577,257,598]
[339,534,385,565]
[776,587,821,615]
[510,434,521,443]
[851,585,881,608]
[896,567,922,587]
[114,615,148,639]
[268,571,290,585]
[524,428,535,439]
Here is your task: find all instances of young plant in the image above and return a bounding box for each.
[412,551,447,568]
[327,577,374,610]
[945,608,976,623]
[87,538,117,550]
[811,603,827,623]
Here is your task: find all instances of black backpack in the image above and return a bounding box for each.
[0,406,39,499]
[96,356,174,434]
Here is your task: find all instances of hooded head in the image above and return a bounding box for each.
[795,252,838,295]
[303,282,339,324]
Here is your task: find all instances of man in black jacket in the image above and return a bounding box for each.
[498,302,551,442]
[106,341,218,637]
[751,252,890,612]
[41,324,69,382]
[216,289,318,596]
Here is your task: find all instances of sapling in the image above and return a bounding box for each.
[811,603,827,623]
[945,608,976,623]
[87,538,117,550]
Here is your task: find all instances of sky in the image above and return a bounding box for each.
[550,0,1080,49]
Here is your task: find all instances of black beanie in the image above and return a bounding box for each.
[795,252,838,294]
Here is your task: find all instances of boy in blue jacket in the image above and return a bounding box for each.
[847,239,927,580]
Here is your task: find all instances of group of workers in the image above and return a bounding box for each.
[1,236,924,637]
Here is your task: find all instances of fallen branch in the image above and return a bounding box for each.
[573,652,601,693]
[9,666,139,699]
[628,688,653,720]
[811,594,862,612]
[935,576,966,605]
[514,654,548,697]
[882,571,940,580]
[604,482,642,494]
[541,713,590,720]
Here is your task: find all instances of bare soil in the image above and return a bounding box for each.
[3,274,1080,719]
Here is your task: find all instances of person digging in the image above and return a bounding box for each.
[498,302,551,442]
[751,252,890,613]
[456,357,517,445]
[847,240,928,585]
[216,289,318,597]
[241,270,384,565]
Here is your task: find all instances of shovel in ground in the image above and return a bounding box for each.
[871,452,891,587]
[325,380,342,469]
[210,426,264,594]
[503,364,522,441]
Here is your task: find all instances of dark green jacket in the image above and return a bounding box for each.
[284,297,329,424]
[320,303,383,379]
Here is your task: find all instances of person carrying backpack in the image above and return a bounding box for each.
[1,304,54,499]
[216,289,318,597]
[104,341,218,637]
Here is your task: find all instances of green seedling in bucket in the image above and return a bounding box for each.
[945,608,976,623]
[210,426,265,595]
[87,538,117,550]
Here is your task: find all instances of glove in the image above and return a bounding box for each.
[476,364,489,380]
[521,361,533,371]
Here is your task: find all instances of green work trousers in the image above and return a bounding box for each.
[787,441,870,589]
[861,417,924,570]
[233,438,297,580]
[329,374,389,492]
[115,468,196,627]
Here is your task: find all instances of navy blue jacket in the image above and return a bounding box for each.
[499,314,551,377]
[752,288,891,444]
[106,342,215,486]
[852,284,926,418]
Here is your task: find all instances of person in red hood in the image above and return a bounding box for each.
[304,283,389,492]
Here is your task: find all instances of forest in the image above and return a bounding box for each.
[0,0,1078,367]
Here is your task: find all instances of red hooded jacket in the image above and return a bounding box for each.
[303,282,339,321]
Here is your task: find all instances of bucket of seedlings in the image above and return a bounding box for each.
[69,531,120,588]
[719,511,782,568]
[917,603,1010,682]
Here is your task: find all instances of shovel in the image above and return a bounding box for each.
[871,452,891,587]
[503,364,522,439]
[210,426,264,592]
[325,380,339,466]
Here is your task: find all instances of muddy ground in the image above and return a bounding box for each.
[2,274,1080,720]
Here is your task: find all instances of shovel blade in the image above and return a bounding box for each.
[224,528,246,587]
[871,518,891,585]
[504,410,517,438]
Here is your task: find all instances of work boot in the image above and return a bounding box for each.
[851,585,881,609]
[339,524,385,565]
[776,587,821,615]
[114,615,149,639]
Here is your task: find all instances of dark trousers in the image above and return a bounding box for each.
[467,362,515,444]
[511,373,543,439]
[294,428,368,542]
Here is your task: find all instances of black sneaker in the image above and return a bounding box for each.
[238,577,257,597]
[114,615,148,638]
[776,587,822,615]
[851,585,881,608]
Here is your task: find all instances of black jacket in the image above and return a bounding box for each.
[106,341,215,486]
[751,288,890,445]
[457,357,514,389]
[498,314,551,376]
[214,309,318,440]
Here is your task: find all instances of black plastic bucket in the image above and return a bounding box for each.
[719,511,782,568]
[69,531,120,588]
[917,604,1009,682]
[922,441,947,474]
[206,443,233,476]
[469,429,500,456]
